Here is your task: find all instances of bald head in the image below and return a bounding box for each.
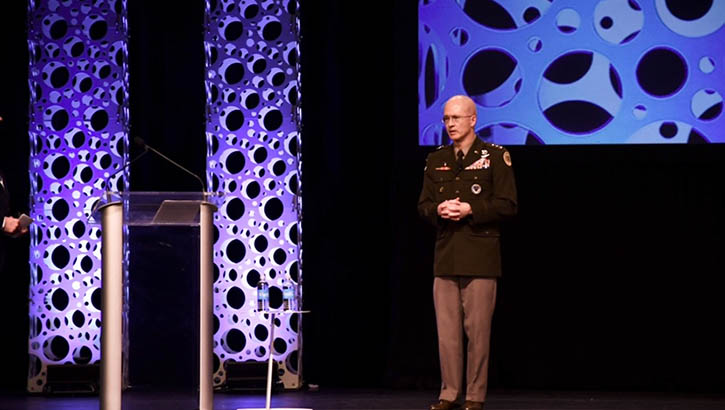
[443,95,477,145]
[444,95,477,117]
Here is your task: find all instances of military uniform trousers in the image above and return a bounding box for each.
[434,276,496,403]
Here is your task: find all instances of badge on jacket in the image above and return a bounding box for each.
[466,151,490,170]
[471,184,482,194]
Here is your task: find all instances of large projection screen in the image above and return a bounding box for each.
[419,0,725,145]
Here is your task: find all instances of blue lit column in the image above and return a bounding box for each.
[204,0,303,389]
[27,0,130,391]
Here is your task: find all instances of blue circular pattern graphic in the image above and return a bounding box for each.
[594,0,644,45]
[419,0,725,144]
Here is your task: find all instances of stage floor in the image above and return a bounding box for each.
[1,389,724,410]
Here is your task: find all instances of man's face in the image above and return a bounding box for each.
[442,99,476,143]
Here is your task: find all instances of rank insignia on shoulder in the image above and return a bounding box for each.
[503,151,512,166]
[471,184,482,195]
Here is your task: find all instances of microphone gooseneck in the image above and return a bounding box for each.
[105,147,149,191]
[88,146,150,220]
[134,137,206,193]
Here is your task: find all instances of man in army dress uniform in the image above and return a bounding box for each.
[418,95,517,410]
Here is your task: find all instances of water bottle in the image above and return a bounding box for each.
[257,276,269,312]
[282,280,296,311]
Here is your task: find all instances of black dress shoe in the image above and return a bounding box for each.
[430,399,459,410]
[462,400,483,410]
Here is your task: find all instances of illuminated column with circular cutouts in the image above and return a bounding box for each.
[204,0,303,389]
[26,0,130,392]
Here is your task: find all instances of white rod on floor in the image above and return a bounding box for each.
[266,312,276,410]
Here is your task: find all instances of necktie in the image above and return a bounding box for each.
[456,150,464,174]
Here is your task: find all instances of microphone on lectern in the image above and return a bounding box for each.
[133,137,206,193]
[104,144,150,192]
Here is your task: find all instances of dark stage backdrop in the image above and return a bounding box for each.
[1,0,724,394]
[0,0,32,395]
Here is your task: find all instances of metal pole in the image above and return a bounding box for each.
[100,203,123,410]
[265,312,276,410]
[199,203,215,410]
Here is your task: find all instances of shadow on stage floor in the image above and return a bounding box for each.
[1,389,724,410]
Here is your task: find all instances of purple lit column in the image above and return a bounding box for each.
[204,0,303,389]
[27,0,130,392]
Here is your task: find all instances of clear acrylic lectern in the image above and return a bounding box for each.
[92,192,219,410]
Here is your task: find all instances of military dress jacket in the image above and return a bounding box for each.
[417,138,517,277]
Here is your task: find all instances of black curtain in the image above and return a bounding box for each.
[126,1,206,191]
[0,1,31,393]
[299,1,725,392]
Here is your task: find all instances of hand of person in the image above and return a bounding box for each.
[437,200,452,219]
[438,198,472,220]
[3,216,21,235]
[445,198,472,221]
